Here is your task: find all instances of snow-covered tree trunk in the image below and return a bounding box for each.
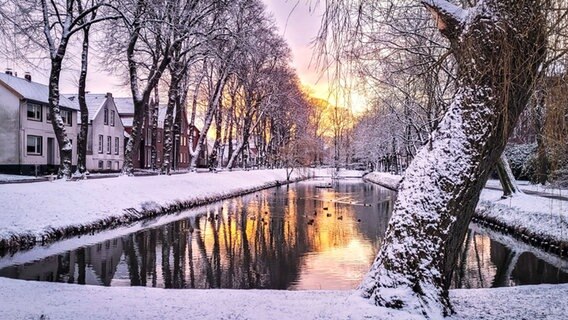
[48,54,74,179]
[189,69,228,170]
[359,0,546,317]
[209,100,223,170]
[76,23,92,175]
[496,154,523,198]
[162,64,183,175]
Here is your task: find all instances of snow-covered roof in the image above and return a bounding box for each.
[114,97,135,115]
[121,117,134,127]
[64,94,105,123]
[0,72,78,110]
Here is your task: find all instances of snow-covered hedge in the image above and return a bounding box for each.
[504,143,537,180]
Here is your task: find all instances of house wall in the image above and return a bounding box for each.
[87,98,125,172]
[0,85,21,166]
[0,84,79,175]
[19,101,78,171]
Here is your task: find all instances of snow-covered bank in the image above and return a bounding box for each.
[364,171,568,256]
[363,171,402,190]
[0,277,566,320]
[0,169,308,250]
[475,189,568,256]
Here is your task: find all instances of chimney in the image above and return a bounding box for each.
[24,72,31,82]
[5,68,13,76]
[105,92,113,98]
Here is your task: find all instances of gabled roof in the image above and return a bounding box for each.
[0,72,78,110]
[63,93,125,128]
[114,97,135,115]
[64,93,106,123]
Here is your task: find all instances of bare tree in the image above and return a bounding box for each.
[319,0,546,316]
[0,0,115,178]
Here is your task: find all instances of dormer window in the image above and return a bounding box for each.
[27,103,42,121]
[104,107,109,125]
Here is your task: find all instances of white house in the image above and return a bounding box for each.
[65,93,125,172]
[0,71,79,175]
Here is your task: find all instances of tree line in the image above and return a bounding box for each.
[345,0,568,188]
[0,0,331,178]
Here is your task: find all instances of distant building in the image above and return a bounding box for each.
[0,71,79,175]
[114,97,152,169]
[65,93,126,172]
[115,98,205,170]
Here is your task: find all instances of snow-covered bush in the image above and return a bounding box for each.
[504,143,537,180]
[550,166,568,187]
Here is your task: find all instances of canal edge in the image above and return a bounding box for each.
[0,175,310,252]
[363,174,568,259]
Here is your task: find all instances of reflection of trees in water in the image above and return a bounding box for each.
[0,182,397,289]
[452,229,568,289]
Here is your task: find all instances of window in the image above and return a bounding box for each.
[27,103,42,121]
[110,110,115,126]
[26,135,42,155]
[104,107,109,125]
[107,136,111,154]
[115,161,120,170]
[107,161,112,169]
[98,161,104,169]
[98,135,103,153]
[115,137,119,155]
[61,109,72,126]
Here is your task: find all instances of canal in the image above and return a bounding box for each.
[1,179,567,289]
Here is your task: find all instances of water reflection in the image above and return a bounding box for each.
[0,180,394,289]
[1,180,567,290]
[453,228,568,289]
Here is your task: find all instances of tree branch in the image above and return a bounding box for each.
[422,0,468,40]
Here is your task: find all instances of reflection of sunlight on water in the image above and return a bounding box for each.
[290,238,376,290]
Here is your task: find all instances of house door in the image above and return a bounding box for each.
[47,138,55,165]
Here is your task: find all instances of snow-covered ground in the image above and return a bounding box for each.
[477,188,568,244]
[365,172,568,245]
[363,171,402,190]
[0,276,566,320]
[1,169,567,319]
[0,173,44,182]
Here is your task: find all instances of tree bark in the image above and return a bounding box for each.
[48,54,74,179]
[359,0,546,317]
[533,85,549,184]
[496,154,523,198]
[76,25,91,175]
